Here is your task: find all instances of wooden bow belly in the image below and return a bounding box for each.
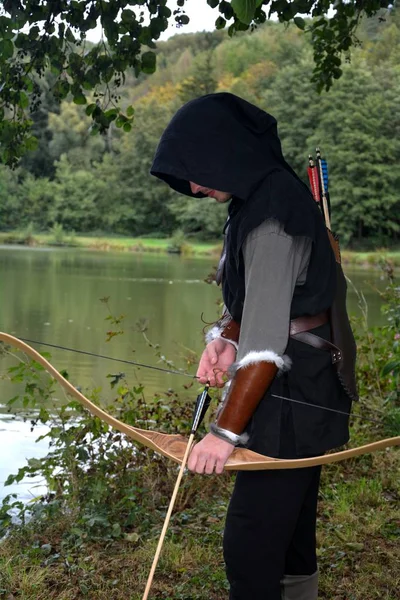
[0,332,399,471]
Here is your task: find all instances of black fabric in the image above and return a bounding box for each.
[224,418,321,600]
[244,323,351,458]
[150,92,336,322]
[151,92,296,200]
[151,92,351,457]
[223,173,337,321]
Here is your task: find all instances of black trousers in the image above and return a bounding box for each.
[223,465,321,600]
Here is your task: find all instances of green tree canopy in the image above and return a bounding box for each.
[0,0,394,166]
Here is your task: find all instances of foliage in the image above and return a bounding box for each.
[177,51,218,102]
[350,265,400,436]
[0,275,399,598]
[0,309,227,545]
[0,11,399,244]
[0,1,395,165]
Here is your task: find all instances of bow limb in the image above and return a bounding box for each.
[1,333,399,471]
[0,332,191,464]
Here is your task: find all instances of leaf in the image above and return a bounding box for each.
[141,51,156,74]
[125,532,140,543]
[73,93,87,105]
[0,39,13,60]
[18,92,29,109]
[25,136,38,152]
[294,16,306,30]
[126,105,135,117]
[65,28,75,43]
[231,0,258,25]
[85,103,97,116]
[345,542,364,551]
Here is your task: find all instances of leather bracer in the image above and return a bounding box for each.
[215,361,278,438]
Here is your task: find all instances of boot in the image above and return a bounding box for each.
[281,571,318,600]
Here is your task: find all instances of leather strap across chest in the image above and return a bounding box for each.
[289,311,342,363]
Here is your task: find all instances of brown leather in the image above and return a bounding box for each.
[325,229,358,401]
[218,311,329,346]
[216,361,278,435]
[327,229,341,263]
[289,311,329,335]
[329,260,359,400]
[291,331,342,363]
[220,318,240,345]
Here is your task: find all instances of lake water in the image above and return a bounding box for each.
[0,245,390,503]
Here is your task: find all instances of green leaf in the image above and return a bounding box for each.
[73,93,87,105]
[231,0,257,25]
[53,79,70,99]
[0,38,14,60]
[115,115,127,128]
[85,103,97,116]
[126,105,135,117]
[141,51,156,74]
[207,0,220,7]
[19,92,29,109]
[25,136,38,151]
[123,122,132,132]
[65,28,75,43]
[294,16,306,30]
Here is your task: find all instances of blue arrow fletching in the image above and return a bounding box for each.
[321,159,329,192]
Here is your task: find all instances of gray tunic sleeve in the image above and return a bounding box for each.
[236,219,311,367]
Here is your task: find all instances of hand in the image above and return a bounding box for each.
[196,338,236,387]
[188,432,235,475]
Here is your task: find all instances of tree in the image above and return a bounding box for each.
[307,61,400,246]
[177,52,217,102]
[0,0,394,166]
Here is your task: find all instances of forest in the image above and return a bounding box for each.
[0,8,399,248]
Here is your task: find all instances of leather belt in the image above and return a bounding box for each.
[289,311,342,364]
[289,311,329,335]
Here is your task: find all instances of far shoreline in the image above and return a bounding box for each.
[0,231,399,268]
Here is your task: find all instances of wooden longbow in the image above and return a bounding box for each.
[1,332,399,470]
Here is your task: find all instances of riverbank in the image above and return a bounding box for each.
[0,231,221,258]
[0,276,398,599]
[1,231,399,266]
[0,421,398,600]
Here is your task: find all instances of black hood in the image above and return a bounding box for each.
[151,92,336,324]
[150,92,300,200]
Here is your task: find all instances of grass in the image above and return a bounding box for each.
[0,231,222,258]
[1,230,399,264]
[0,439,398,600]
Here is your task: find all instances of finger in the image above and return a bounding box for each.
[205,456,216,475]
[195,453,208,474]
[215,369,227,388]
[188,445,199,472]
[196,363,211,384]
[215,458,226,475]
[213,368,227,388]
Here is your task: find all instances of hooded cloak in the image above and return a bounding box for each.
[151,93,350,457]
[151,92,336,322]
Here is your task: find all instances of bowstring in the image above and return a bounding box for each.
[12,337,383,425]
[18,337,198,379]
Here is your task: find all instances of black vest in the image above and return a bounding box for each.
[221,198,352,459]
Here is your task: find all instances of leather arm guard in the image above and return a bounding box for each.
[212,360,279,444]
